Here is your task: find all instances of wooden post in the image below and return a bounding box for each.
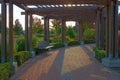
[114,0,119,58]
[25,12,29,51]
[79,22,83,44]
[106,5,110,57]
[46,18,49,42]
[9,0,14,63]
[75,21,79,40]
[44,17,47,41]
[96,9,100,49]
[108,0,118,59]
[102,0,120,67]
[1,0,7,63]
[29,14,33,50]
[61,19,66,44]
[44,17,49,41]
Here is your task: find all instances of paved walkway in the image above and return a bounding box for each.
[10,44,120,80]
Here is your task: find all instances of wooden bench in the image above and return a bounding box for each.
[38,41,53,50]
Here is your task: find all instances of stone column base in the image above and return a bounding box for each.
[102,58,120,67]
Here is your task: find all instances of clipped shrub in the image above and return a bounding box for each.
[95,50,106,62]
[16,37,25,51]
[92,46,97,52]
[0,62,13,80]
[66,36,73,42]
[51,43,64,49]
[52,35,62,43]
[14,51,30,66]
[83,39,95,44]
[68,40,79,46]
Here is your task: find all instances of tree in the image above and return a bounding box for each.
[51,19,61,35]
[13,19,23,35]
[32,17,44,34]
[66,26,76,38]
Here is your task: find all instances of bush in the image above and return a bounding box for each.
[92,46,97,52]
[52,35,62,43]
[0,62,13,80]
[68,40,79,46]
[83,39,95,44]
[82,25,95,44]
[95,50,106,62]
[14,51,30,66]
[16,37,25,51]
[51,43,64,49]
[66,27,76,38]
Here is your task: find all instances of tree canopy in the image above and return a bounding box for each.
[14,19,23,35]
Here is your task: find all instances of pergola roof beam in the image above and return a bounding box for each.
[28,6,101,11]
[12,0,107,5]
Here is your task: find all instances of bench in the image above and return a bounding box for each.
[38,41,53,50]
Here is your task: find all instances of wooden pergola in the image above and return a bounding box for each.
[0,0,120,67]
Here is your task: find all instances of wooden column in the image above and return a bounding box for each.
[108,0,119,59]
[96,8,103,49]
[29,14,33,50]
[99,9,103,49]
[1,0,7,63]
[96,9,100,49]
[106,5,110,57]
[25,12,29,51]
[102,0,120,67]
[79,22,83,44]
[101,12,105,49]
[44,17,49,41]
[102,17,106,50]
[114,0,119,58]
[75,21,79,41]
[44,17,47,41]
[9,0,14,62]
[61,20,66,44]
[46,18,49,42]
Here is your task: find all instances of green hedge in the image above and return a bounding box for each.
[95,50,106,62]
[0,62,13,80]
[14,51,30,66]
[83,39,95,44]
[67,40,79,46]
[92,46,97,52]
[51,43,64,49]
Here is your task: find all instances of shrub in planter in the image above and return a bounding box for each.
[95,50,106,62]
[0,62,13,80]
[68,40,79,46]
[14,51,30,66]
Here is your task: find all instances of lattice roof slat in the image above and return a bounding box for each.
[12,0,107,5]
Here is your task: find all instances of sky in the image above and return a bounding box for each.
[0,4,120,30]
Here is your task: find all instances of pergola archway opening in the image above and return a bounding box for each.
[0,0,120,68]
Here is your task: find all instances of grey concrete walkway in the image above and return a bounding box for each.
[10,44,120,80]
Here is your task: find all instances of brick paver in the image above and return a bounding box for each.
[10,44,120,80]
